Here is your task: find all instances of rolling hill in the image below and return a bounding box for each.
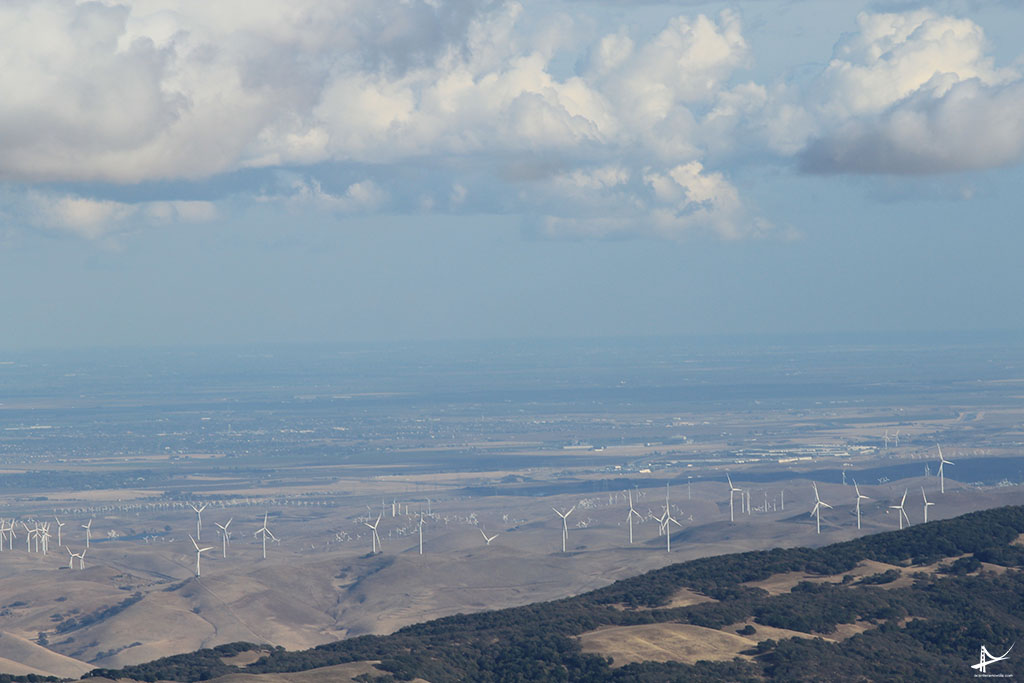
[82,504,1024,681]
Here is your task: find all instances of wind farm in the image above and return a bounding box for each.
[0,339,1023,677]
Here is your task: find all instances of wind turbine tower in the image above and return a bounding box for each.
[215,518,232,558]
[553,506,575,553]
[661,510,681,552]
[854,480,870,530]
[254,512,278,559]
[890,489,911,530]
[921,487,935,523]
[82,519,92,548]
[364,513,382,554]
[190,503,208,541]
[65,547,86,569]
[190,535,213,577]
[937,445,954,494]
[626,490,643,544]
[727,474,741,523]
[3,520,14,550]
[809,482,832,534]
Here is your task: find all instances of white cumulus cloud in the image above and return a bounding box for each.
[797,10,1024,173]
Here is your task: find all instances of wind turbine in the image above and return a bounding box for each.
[55,517,65,547]
[809,482,832,534]
[66,547,86,569]
[480,529,499,546]
[364,513,382,554]
[82,519,92,548]
[884,429,890,449]
[626,490,643,544]
[893,429,900,447]
[921,487,935,523]
[190,535,213,577]
[937,445,954,494]
[3,520,14,550]
[254,512,278,559]
[214,518,232,558]
[854,480,870,530]
[659,509,681,552]
[22,522,34,552]
[190,503,208,541]
[553,506,575,553]
[727,474,742,523]
[418,511,424,555]
[890,489,910,530]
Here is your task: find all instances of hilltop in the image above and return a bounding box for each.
[84,504,1024,682]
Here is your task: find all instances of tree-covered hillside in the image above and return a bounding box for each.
[86,505,1024,682]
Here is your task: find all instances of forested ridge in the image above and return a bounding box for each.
[85,505,1024,682]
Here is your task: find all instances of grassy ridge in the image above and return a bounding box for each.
[86,505,1024,681]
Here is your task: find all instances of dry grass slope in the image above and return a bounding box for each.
[0,631,93,678]
[577,623,756,667]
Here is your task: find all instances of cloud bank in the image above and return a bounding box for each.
[0,2,1021,240]
[798,10,1024,173]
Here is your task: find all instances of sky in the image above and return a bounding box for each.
[1,0,1023,351]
